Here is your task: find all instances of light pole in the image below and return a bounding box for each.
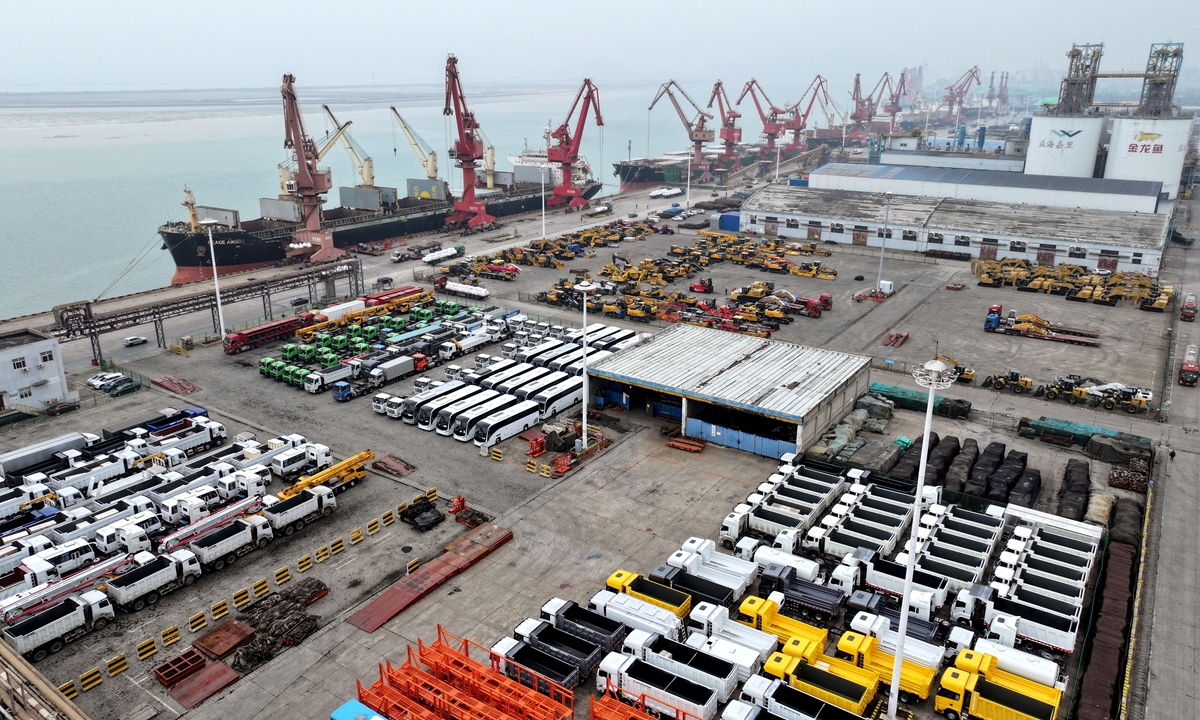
[775,146,781,183]
[685,160,691,209]
[887,358,955,719]
[200,218,227,337]
[575,280,595,452]
[876,192,892,294]
[540,165,549,238]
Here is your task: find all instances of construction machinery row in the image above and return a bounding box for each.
[972,258,1174,311]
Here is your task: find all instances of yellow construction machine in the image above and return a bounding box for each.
[933,354,976,384]
[277,450,375,501]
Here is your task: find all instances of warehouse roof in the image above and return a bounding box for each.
[743,185,1170,250]
[587,324,870,423]
[812,163,1164,197]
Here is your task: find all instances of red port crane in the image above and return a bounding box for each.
[941,66,981,124]
[443,54,496,230]
[850,73,890,123]
[707,80,743,170]
[882,71,907,131]
[736,79,786,158]
[996,72,1010,116]
[280,74,341,262]
[650,80,715,166]
[782,75,830,151]
[546,79,603,210]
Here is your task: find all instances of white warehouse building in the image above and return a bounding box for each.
[740,184,1171,274]
[0,330,77,414]
[809,163,1164,214]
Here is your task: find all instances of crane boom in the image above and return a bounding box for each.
[941,66,982,123]
[277,450,375,501]
[546,78,603,210]
[650,80,715,165]
[707,80,743,170]
[782,75,829,150]
[442,54,495,229]
[278,119,351,195]
[390,106,439,180]
[736,79,786,157]
[323,105,374,187]
[280,74,341,262]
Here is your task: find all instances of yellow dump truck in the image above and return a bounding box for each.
[763,651,879,717]
[836,631,937,703]
[737,596,829,647]
[935,665,1059,720]
[606,570,691,618]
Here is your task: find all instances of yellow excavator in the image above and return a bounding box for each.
[933,354,976,384]
[277,450,375,501]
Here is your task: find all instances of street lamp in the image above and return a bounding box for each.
[575,280,595,452]
[685,159,691,209]
[887,358,955,719]
[199,218,227,337]
[876,192,892,294]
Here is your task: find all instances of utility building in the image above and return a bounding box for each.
[741,184,1170,274]
[0,330,76,415]
[587,324,870,458]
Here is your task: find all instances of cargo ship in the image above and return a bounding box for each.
[613,146,802,193]
[160,179,601,285]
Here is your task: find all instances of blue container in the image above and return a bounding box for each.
[720,212,741,231]
[956,125,967,147]
[788,178,809,187]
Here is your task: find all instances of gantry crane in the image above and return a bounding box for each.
[323,105,374,187]
[649,80,715,166]
[782,75,830,151]
[707,80,743,170]
[941,66,981,124]
[996,72,1010,116]
[736,79,786,159]
[390,106,438,181]
[442,54,496,230]
[280,74,341,262]
[546,78,603,210]
[882,71,908,131]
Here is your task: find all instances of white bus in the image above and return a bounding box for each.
[399,380,466,424]
[416,385,491,431]
[609,335,645,353]
[564,323,608,345]
[495,367,554,397]
[515,339,564,365]
[480,362,534,391]
[463,358,516,385]
[473,400,542,448]
[564,350,612,376]
[532,377,585,419]
[515,371,569,401]
[577,325,623,347]
[452,394,524,442]
[434,389,499,436]
[531,343,579,368]
[594,329,637,351]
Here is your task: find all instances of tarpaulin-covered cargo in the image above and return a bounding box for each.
[965,442,1005,497]
[847,440,902,474]
[1109,498,1145,547]
[1086,435,1154,465]
[925,436,961,485]
[1007,468,1042,508]
[1058,458,1092,521]
[944,438,978,494]
[855,393,894,420]
[1021,417,1150,447]
[890,432,939,481]
[986,450,1028,502]
[867,383,944,413]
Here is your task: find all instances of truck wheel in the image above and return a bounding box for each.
[31,647,49,663]
[213,559,226,571]
[92,618,109,632]
[294,519,306,532]
[183,574,196,586]
[899,691,913,704]
[132,598,147,612]
[945,712,960,720]
[48,639,66,654]
[225,554,238,566]
[257,538,270,548]
[284,525,296,536]
[721,539,734,550]
[322,507,333,517]
[144,592,160,606]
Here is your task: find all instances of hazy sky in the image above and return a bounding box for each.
[3,0,1193,94]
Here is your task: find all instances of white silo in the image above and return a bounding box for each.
[1023,115,1105,178]
[1104,117,1192,199]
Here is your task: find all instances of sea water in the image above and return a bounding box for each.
[0,82,689,318]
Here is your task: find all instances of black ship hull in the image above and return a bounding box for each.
[161,182,602,284]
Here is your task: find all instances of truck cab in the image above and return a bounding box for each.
[216,465,270,500]
[161,486,220,524]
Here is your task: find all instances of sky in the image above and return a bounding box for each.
[3,0,1193,98]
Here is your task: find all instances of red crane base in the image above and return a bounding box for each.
[445,202,496,229]
[548,186,590,210]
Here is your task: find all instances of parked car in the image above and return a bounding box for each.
[627,213,638,218]
[46,401,80,416]
[108,383,140,398]
[122,336,148,347]
[671,203,680,208]
[289,297,309,307]
[100,376,133,392]
[377,276,393,286]
[86,372,121,389]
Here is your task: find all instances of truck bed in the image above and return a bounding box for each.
[1035,529,1095,556]
[752,505,803,528]
[771,682,862,720]
[1023,555,1086,584]
[829,529,882,554]
[5,599,79,637]
[794,663,869,704]
[265,492,312,516]
[948,506,1003,530]
[1028,542,1089,569]
[838,519,891,543]
[941,517,992,541]
[648,635,734,680]
[109,556,171,587]
[991,596,1078,633]
[508,644,577,686]
[925,544,986,570]
[848,508,902,528]
[192,522,243,549]
[931,529,990,555]
[626,659,715,706]
[858,495,907,516]
[976,676,1056,720]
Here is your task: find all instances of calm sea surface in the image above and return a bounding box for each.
[0,82,689,317]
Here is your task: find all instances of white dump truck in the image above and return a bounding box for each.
[1,590,113,662]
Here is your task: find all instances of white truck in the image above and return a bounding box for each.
[319,299,366,322]
[667,550,751,596]
[436,333,491,361]
[0,536,54,577]
[261,486,337,536]
[0,554,130,623]
[849,612,944,669]
[105,550,200,612]
[734,676,845,720]
[215,465,271,501]
[950,586,1079,656]
[971,636,1063,688]
[588,590,684,642]
[45,449,142,493]
[0,558,59,602]
[684,632,763,682]
[271,444,333,482]
[423,245,466,265]
[733,533,820,582]
[305,365,353,393]
[369,356,422,388]
[679,537,759,582]
[1,590,114,662]
[94,511,164,555]
[719,503,808,550]
[146,462,235,509]
[826,549,947,620]
[687,602,777,663]
[0,484,54,521]
[125,418,227,459]
[371,393,394,414]
[596,652,718,720]
[189,516,273,571]
[48,496,155,545]
[156,495,265,553]
[623,629,739,703]
[223,434,305,471]
[161,486,228,525]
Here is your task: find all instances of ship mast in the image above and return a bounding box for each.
[182,186,199,233]
[281,74,342,262]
